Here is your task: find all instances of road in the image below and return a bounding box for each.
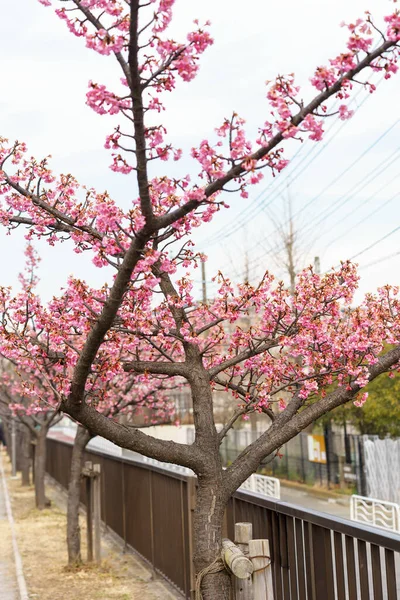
[280,483,351,519]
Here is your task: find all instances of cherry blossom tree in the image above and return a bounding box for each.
[0,373,62,504]
[0,1,400,597]
[0,244,176,563]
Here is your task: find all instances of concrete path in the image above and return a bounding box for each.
[0,450,29,600]
[0,451,19,599]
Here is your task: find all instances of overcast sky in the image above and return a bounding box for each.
[1,0,399,305]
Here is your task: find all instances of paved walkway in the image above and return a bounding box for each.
[0,451,19,600]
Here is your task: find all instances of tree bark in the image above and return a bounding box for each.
[20,428,31,486]
[34,427,49,510]
[193,476,231,600]
[67,425,92,565]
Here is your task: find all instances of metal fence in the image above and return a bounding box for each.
[221,429,365,492]
[228,490,400,600]
[46,438,193,596]
[46,437,400,599]
[364,436,400,505]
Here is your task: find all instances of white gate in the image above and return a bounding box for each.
[239,473,281,499]
[350,494,400,533]
[363,436,400,504]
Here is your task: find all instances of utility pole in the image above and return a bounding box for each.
[286,195,296,295]
[244,251,249,285]
[201,261,207,304]
[314,256,321,275]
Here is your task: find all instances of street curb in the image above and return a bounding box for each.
[0,452,29,600]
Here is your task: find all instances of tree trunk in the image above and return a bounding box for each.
[67,425,92,565]
[34,428,49,510]
[20,428,31,486]
[193,476,231,600]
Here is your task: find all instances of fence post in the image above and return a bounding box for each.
[121,461,127,549]
[234,523,253,600]
[82,461,102,563]
[93,464,101,562]
[235,522,252,553]
[84,461,93,562]
[187,476,197,599]
[357,437,367,496]
[249,539,274,600]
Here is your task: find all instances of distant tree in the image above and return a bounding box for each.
[325,372,400,438]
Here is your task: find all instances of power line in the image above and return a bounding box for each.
[321,188,400,257]
[196,78,380,249]
[349,224,400,262]
[301,148,400,238]
[215,117,400,275]
[359,249,400,270]
[229,185,400,283]
[291,118,400,223]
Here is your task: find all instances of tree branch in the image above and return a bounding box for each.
[129,0,154,225]
[224,344,400,495]
[122,359,188,376]
[63,400,204,470]
[71,0,131,85]
[208,340,278,379]
[156,38,398,230]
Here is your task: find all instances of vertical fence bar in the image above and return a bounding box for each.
[333,532,346,600]
[286,516,298,600]
[304,522,314,600]
[279,514,290,599]
[323,528,335,599]
[345,535,357,599]
[271,510,283,600]
[371,543,384,600]
[385,548,398,600]
[357,539,370,600]
[310,525,334,600]
[121,462,127,548]
[294,519,307,600]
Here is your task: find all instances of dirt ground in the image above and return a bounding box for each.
[3,455,180,600]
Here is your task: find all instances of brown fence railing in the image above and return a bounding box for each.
[46,437,400,600]
[46,437,193,597]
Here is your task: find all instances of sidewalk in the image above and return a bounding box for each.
[0,451,21,600]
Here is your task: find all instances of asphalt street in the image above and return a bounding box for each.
[280,483,351,520]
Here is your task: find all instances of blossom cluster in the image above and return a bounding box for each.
[2,249,400,419]
[0,0,398,423]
